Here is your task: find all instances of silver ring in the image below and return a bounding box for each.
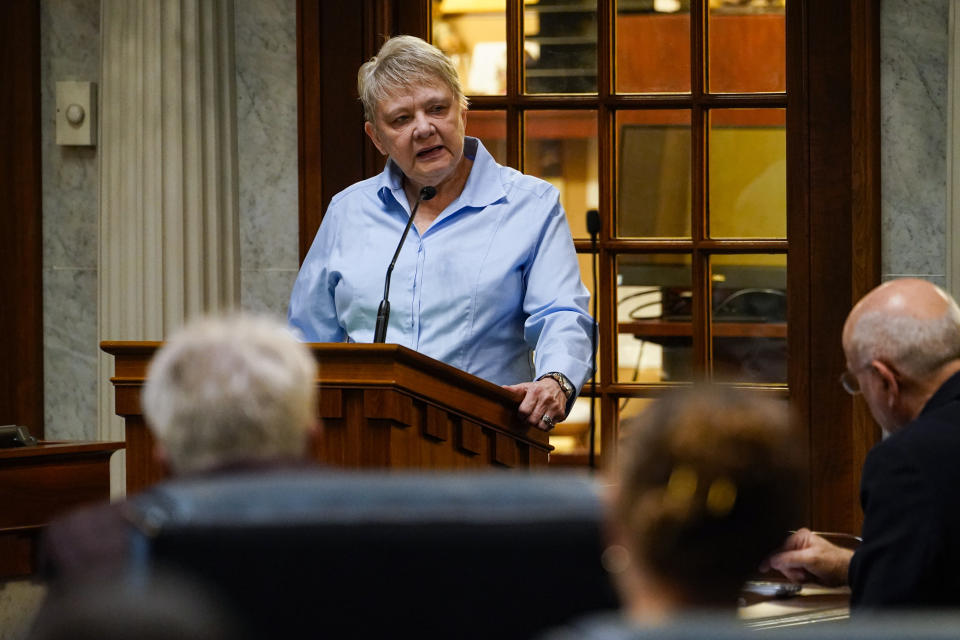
[541,415,555,428]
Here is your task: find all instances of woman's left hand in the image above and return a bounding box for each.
[503,379,566,430]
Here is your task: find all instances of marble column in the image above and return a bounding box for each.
[99,0,240,492]
[880,0,949,288]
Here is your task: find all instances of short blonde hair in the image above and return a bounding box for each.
[613,386,802,606]
[357,35,468,122]
[142,315,317,475]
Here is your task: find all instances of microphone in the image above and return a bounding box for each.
[586,209,600,237]
[586,209,600,469]
[373,186,437,343]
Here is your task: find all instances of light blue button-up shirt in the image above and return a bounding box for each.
[288,137,593,392]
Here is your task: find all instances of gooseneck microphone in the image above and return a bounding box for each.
[586,209,600,469]
[373,185,437,343]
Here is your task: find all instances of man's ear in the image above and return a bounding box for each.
[364,121,386,155]
[871,359,901,406]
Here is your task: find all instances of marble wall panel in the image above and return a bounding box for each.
[241,269,300,322]
[43,268,98,441]
[235,0,300,317]
[41,0,100,441]
[880,0,950,282]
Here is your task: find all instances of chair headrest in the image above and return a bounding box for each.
[125,469,604,535]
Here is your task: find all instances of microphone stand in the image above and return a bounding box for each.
[586,209,600,470]
[373,185,437,343]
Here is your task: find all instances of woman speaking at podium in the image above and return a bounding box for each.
[288,35,592,430]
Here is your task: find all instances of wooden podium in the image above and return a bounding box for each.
[102,342,553,493]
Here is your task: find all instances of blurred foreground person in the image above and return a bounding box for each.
[40,314,319,584]
[765,278,960,609]
[544,387,802,638]
[609,387,802,617]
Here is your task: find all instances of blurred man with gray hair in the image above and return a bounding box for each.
[765,278,960,608]
[41,314,319,582]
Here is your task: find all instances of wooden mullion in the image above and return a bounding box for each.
[701,93,788,107]
[584,239,788,253]
[478,95,602,109]
[690,0,710,378]
[296,0,321,263]
[692,0,706,100]
[506,0,522,170]
[785,0,811,526]
[694,239,790,252]
[595,1,615,471]
[692,248,712,380]
[597,0,612,99]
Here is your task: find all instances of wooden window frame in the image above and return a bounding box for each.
[297,0,880,534]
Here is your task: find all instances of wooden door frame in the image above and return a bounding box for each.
[0,0,44,437]
[296,0,881,533]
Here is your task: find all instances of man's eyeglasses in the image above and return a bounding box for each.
[840,364,872,395]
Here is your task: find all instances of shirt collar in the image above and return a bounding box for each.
[458,137,507,208]
[375,137,506,211]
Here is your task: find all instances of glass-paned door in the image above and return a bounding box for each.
[432,0,789,465]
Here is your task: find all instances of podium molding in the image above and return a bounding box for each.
[102,342,552,493]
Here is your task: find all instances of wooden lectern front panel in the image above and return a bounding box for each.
[104,342,552,492]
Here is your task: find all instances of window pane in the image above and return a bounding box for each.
[433,0,507,95]
[466,110,508,166]
[524,0,597,94]
[710,254,787,384]
[524,110,598,239]
[550,396,602,457]
[708,109,786,239]
[616,110,691,238]
[617,253,693,383]
[708,0,786,93]
[615,1,690,94]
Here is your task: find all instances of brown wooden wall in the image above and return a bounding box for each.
[0,0,44,438]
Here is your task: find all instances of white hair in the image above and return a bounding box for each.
[357,35,468,123]
[142,315,317,475]
[848,299,960,380]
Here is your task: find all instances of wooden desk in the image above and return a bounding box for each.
[0,441,124,578]
[740,585,851,628]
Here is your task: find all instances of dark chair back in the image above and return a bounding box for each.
[125,470,618,640]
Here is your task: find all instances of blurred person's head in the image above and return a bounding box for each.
[142,314,318,475]
[842,278,960,436]
[607,386,802,619]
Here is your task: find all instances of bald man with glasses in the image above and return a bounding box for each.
[764,278,960,609]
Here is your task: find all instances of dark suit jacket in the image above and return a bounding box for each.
[849,370,960,608]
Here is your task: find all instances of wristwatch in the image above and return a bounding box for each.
[537,372,574,399]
